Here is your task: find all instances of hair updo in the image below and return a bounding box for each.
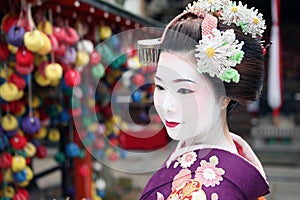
[159,13,264,113]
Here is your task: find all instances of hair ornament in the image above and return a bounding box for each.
[185,0,266,38]
[195,28,244,83]
[184,0,266,83]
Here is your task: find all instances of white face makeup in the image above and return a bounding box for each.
[154,52,223,142]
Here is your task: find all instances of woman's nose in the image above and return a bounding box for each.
[161,91,177,114]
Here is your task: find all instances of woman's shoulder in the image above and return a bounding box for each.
[230,132,267,178]
[141,147,270,200]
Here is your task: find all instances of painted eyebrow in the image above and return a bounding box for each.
[155,76,196,84]
[173,79,196,83]
[154,76,162,81]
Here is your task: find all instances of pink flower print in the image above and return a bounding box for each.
[195,155,225,187]
[178,151,197,169]
[171,168,192,192]
[168,179,205,200]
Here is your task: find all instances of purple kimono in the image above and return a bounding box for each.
[140,148,270,200]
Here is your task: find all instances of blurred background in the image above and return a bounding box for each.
[0,0,299,199]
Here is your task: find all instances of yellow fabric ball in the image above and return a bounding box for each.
[34,71,51,86]
[45,63,63,81]
[24,30,44,52]
[49,78,60,86]
[75,51,89,67]
[37,32,52,55]
[0,66,13,78]
[48,128,60,142]
[32,95,41,109]
[88,123,98,132]
[12,155,26,172]
[37,20,53,35]
[34,127,48,140]
[18,180,30,187]
[24,166,34,181]
[15,89,24,101]
[24,142,36,157]
[88,98,95,107]
[112,115,121,124]
[4,169,13,183]
[34,54,48,66]
[99,25,112,40]
[1,114,18,131]
[7,43,18,54]
[0,82,19,102]
[4,186,15,198]
[105,148,114,156]
[15,105,26,116]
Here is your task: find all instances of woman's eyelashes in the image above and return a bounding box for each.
[155,84,165,91]
[155,83,195,94]
[177,88,194,94]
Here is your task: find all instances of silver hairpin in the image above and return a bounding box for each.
[137,38,161,66]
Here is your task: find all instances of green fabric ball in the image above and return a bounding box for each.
[70,97,81,109]
[111,54,126,69]
[54,152,65,164]
[92,63,105,79]
[78,149,86,159]
[82,116,93,128]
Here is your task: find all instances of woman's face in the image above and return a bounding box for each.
[154,52,222,141]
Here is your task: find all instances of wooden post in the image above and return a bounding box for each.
[73,128,92,200]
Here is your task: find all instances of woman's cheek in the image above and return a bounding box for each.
[153,89,163,107]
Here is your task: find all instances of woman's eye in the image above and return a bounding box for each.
[177,88,194,94]
[155,84,165,91]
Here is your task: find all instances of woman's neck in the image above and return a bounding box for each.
[178,112,237,154]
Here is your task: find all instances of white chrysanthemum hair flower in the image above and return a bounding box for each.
[220,1,248,25]
[195,29,244,83]
[241,7,266,37]
[187,0,224,13]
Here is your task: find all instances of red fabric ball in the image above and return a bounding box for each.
[16,47,34,66]
[0,171,2,183]
[64,69,81,87]
[9,101,23,114]
[1,14,17,34]
[78,165,89,176]
[0,153,12,169]
[10,135,27,150]
[53,26,66,43]
[36,145,47,158]
[132,73,145,86]
[37,61,50,77]
[12,192,27,200]
[89,50,101,65]
[48,34,58,52]
[64,27,79,45]
[0,42,9,61]
[17,189,29,199]
[69,107,81,117]
[15,63,34,75]
[55,43,66,56]
[26,157,32,165]
[8,73,26,90]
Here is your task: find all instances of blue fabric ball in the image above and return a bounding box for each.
[14,169,27,183]
[65,143,80,158]
[132,90,142,102]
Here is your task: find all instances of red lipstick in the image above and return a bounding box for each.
[166,121,179,128]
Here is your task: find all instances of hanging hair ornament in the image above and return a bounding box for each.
[185,0,266,38]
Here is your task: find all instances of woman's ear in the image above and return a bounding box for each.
[221,97,230,110]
